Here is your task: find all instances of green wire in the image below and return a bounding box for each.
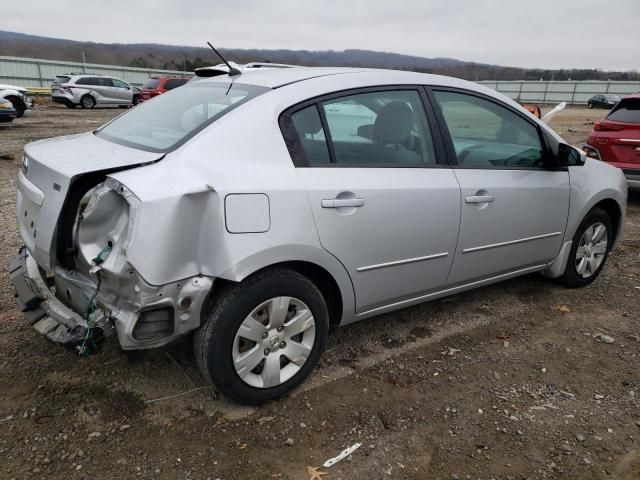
[79,244,112,355]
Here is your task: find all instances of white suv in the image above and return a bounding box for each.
[51,74,140,109]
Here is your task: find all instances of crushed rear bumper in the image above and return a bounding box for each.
[9,247,88,345]
[10,246,214,351]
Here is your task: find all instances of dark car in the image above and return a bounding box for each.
[583,94,640,189]
[587,94,621,109]
[139,76,190,103]
[0,98,17,123]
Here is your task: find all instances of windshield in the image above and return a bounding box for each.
[96,82,268,152]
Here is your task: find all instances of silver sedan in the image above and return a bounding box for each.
[11,67,627,404]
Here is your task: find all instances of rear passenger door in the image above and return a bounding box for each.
[92,77,115,104]
[430,89,570,285]
[281,87,461,315]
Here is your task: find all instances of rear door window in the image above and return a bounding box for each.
[607,98,640,123]
[289,106,332,165]
[286,89,437,167]
[434,90,544,168]
[76,77,98,86]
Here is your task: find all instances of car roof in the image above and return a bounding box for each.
[199,66,486,91]
[199,67,361,88]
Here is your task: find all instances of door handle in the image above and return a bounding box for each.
[465,195,495,204]
[321,198,365,208]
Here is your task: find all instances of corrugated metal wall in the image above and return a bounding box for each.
[0,55,192,88]
[2,56,639,104]
[478,80,640,105]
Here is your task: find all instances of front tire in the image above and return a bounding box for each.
[194,269,329,405]
[558,207,612,288]
[588,102,593,109]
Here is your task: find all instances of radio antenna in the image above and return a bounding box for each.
[206,42,241,76]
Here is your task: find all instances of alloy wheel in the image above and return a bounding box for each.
[575,222,608,279]
[232,296,316,388]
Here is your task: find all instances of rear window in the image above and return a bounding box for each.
[96,82,268,152]
[54,75,71,85]
[164,78,188,90]
[142,78,160,89]
[607,98,640,123]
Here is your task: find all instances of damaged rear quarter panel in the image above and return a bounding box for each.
[108,99,355,324]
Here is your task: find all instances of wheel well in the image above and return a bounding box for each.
[593,199,622,244]
[208,261,344,328]
[6,95,25,110]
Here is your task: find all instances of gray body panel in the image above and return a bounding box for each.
[448,168,570,285]
[13,67,628,349]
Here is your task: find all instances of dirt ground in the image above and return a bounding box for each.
[0,104,638,480]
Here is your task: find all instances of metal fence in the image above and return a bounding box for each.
[478,80,640,105]
[2,56,640,105]
[0,55,192,88]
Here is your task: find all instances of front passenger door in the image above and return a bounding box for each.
[111,78,133,103]
[431,89,570,285]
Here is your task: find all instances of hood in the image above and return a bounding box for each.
[19,132,163,270]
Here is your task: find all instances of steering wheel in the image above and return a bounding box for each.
[503,148,544,167]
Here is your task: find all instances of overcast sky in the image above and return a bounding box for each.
[3,0,639,70]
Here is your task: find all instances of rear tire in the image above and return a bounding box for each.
[80,95,96,109]
[558,207,612,288]
[194,269,329,405]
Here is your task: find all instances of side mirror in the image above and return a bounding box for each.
[558,143,585,167]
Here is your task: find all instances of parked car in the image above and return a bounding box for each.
[0,97,17,122]
[0,84,33,117]
[139,76,190,102]
[51,74,140,108]
[11,68,627,404]
[582,94,640,189]
[587,94,621,109]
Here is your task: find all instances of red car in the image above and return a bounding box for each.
[583,94,640,189]
[138,76,190,102]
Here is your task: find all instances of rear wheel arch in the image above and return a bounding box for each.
[203,261,344,329]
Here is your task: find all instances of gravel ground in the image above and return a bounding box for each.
[0,104,638,480]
